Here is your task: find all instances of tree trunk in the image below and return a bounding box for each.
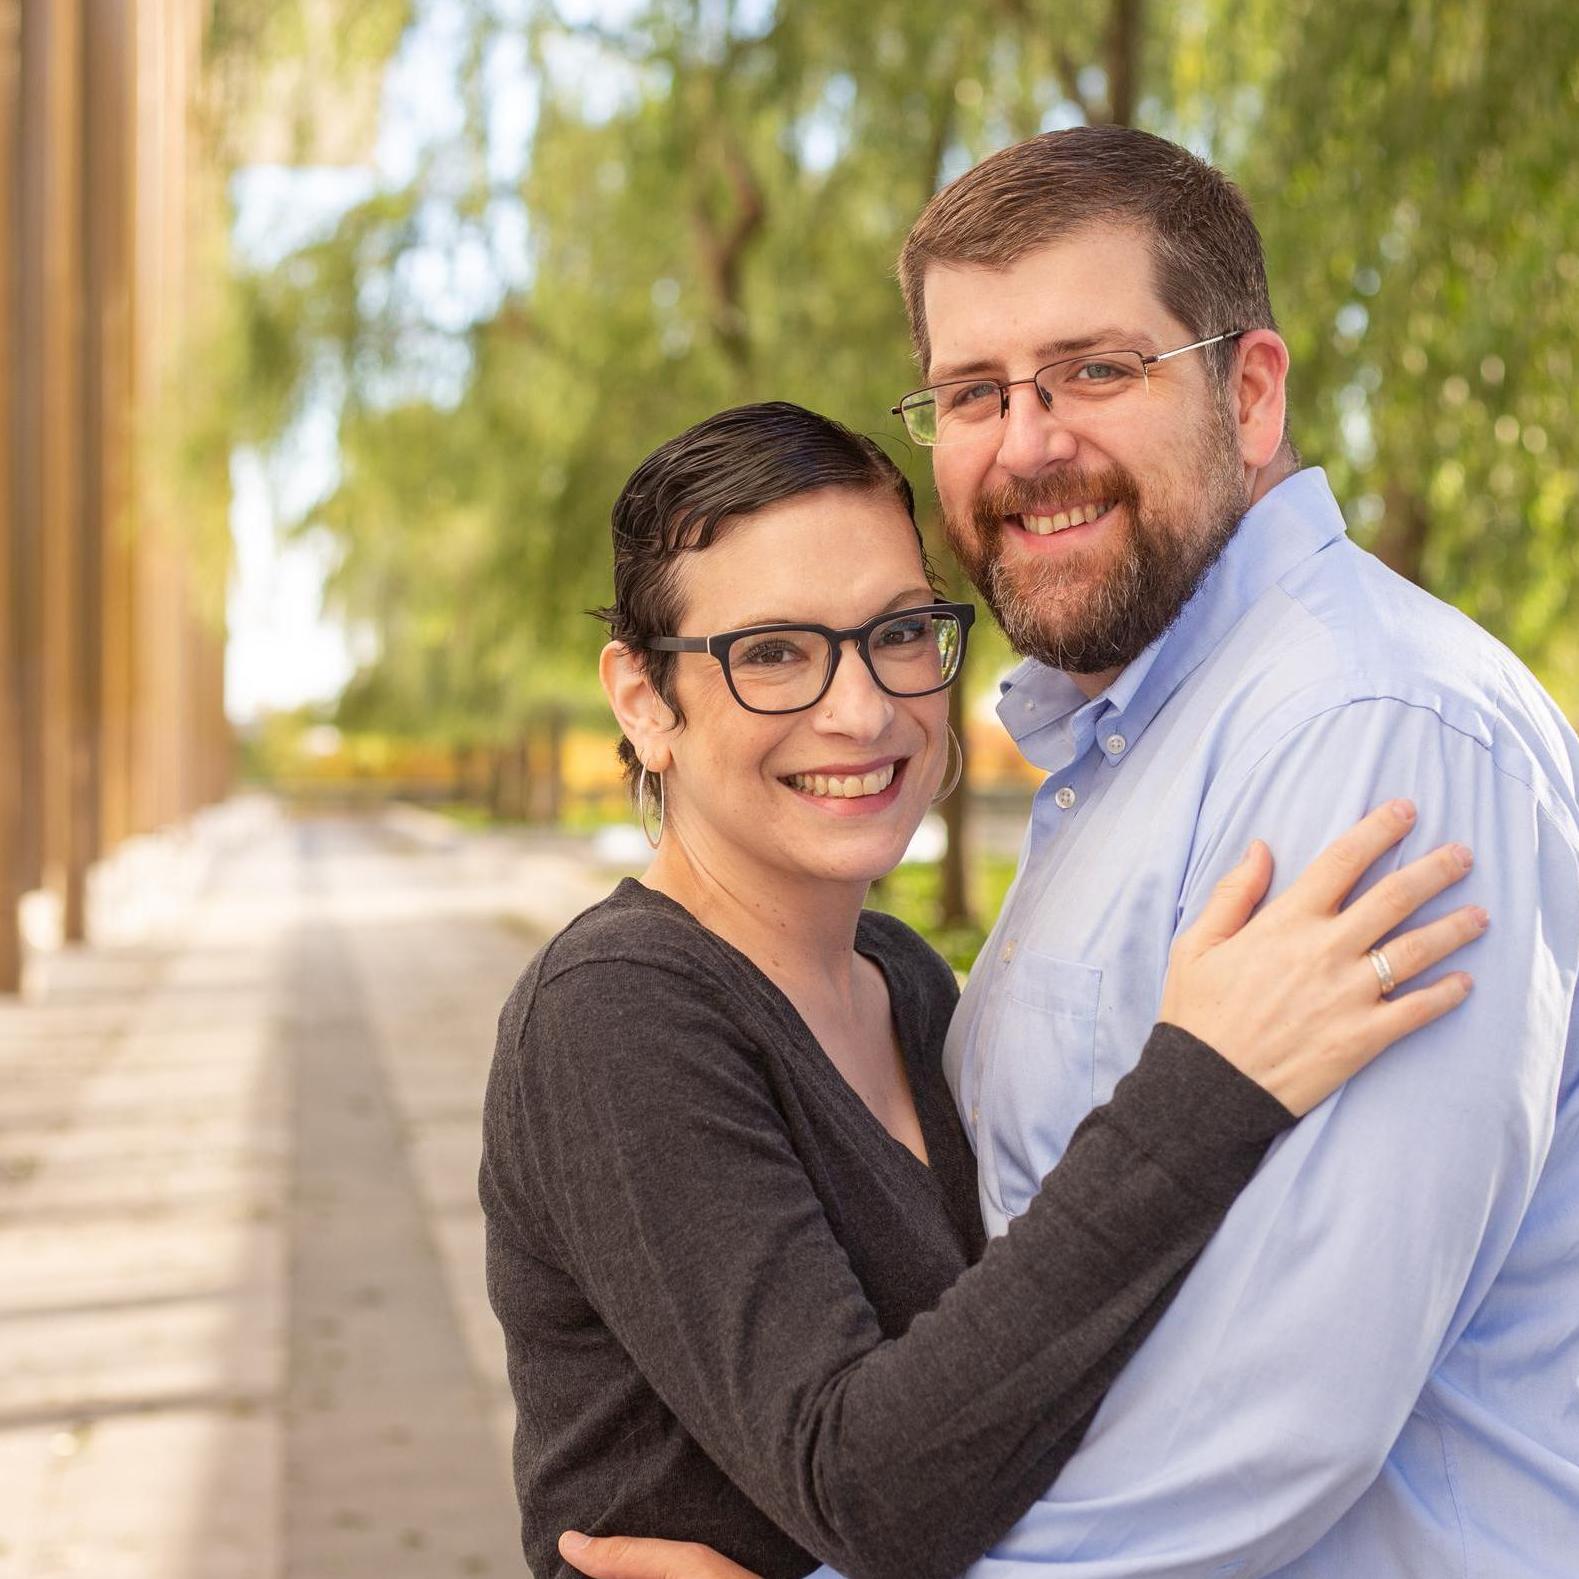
[1106,0,1143,126]
[1376,484,1429,586]
[543,709,565,826]
[938,650,974,930]
[487,745,506,819]
[511,735,532,821]
[691,128,765,381]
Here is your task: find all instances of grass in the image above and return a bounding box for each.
[867,854,1019,974]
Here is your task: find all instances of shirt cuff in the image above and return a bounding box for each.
[1101,1022,1298,1207]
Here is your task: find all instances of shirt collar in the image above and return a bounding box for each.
[997,468,1349,769]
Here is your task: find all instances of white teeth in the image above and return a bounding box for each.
[1020,501,1113,536]
[787,763,897,798]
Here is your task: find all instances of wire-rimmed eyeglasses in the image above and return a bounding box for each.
[892,330,1245,448]
[643,601,975,716]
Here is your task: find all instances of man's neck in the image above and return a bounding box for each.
[1068,665,1121,700]
[1247,450,1299,508]
[1066,456,1302,701]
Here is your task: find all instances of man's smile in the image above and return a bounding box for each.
[1015,499,1118,536]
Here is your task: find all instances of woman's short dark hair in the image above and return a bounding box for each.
[596,401,932,792]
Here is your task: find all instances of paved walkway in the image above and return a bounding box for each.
[0,797,619,1579]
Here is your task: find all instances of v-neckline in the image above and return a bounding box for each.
[615,879,944,1178]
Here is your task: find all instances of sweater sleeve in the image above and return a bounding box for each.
[508,961,1292,1579]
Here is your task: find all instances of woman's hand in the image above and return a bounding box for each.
[559,1531,759,1579]
[1160,798,1484,1116]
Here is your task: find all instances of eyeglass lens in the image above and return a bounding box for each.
[721,610,964,713]
[902,350,1149,446]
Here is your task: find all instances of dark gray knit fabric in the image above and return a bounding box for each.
[480,879,1293,1579]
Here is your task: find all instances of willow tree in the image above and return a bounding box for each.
[217,0,1577,924]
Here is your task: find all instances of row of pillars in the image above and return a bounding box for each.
[0,0,229,993]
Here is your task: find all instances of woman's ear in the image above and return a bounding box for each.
[600,641,676,772]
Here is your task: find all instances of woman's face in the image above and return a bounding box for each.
[655,486,952,891]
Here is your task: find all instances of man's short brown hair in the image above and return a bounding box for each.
[898,125,1278,380]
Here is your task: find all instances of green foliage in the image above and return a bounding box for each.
[213,0,1579,753]
[868,852,1019,974]
[1238,0,1579,709]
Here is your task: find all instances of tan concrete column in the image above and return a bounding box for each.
[85,0,137,854]
[23,0,91,940]
[0,0,20,991]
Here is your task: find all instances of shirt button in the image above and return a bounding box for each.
[971,1105,981,1126]
[1024,699,1036,713]
[1106,733,1127,755]
[1000,939,1016,964]
[1054,785,1077,810]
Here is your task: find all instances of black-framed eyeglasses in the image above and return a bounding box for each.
[643,601,976,716]
[891,330,1246,448]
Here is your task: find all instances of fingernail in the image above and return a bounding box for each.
[1454,843,1474,869]
[1472,906,1490,929]
[1391,798,1416,821]
[561,1531,591,1552]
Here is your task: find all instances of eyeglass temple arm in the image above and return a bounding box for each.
[1144,329,1246,368]
[644,636,711,653]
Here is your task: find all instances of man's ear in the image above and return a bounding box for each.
[1231,329,1290,471]
[600,641,676,772]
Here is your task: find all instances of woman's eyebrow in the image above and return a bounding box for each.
[720,589,939,630]
[880,587,941,614]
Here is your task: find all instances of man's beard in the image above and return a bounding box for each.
[946,408,1250,675]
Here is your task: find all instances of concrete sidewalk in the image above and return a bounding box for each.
[0,796,619,1579]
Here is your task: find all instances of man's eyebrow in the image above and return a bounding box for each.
[928,327,1159,383]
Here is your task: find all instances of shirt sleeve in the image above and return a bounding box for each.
[941,697,1577,1578]
[503,955,1293,1579]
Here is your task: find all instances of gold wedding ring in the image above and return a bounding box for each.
[1367,946,1397,996]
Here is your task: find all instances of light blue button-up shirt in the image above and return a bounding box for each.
[932,468,1579,1576]
[810,467,1577,1579]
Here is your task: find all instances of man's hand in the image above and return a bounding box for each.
[558,1531,762,1579]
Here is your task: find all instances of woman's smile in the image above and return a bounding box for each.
[781,756,909,812]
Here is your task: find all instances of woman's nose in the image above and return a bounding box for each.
[813,643,894,739]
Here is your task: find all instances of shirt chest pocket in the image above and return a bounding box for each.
[989,950,1104,1219]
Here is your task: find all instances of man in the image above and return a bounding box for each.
[563,126,1579,1577]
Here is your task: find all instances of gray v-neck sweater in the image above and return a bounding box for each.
[480,880,1292,1579]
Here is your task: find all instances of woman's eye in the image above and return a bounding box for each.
[735,638,807,667]
[876,618,928,648]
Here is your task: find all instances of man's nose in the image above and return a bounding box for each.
[991,380,1078,478]
[814,644,894,740]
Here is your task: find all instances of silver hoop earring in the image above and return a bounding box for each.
[637,763,666,849]
[932,725,963,804]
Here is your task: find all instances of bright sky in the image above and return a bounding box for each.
[224,0,537,723]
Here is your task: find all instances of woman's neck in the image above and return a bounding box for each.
[642,838,869,1008]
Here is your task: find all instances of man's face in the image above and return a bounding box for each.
[922,224,1251,677]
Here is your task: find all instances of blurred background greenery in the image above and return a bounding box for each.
[204,0,1576,960]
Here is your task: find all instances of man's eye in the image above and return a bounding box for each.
[1070,358,1135,384]
[944,381,1001,413]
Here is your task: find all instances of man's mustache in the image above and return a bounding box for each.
[970,470,1141,530]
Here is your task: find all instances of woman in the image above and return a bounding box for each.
[479,403,1481,1579]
